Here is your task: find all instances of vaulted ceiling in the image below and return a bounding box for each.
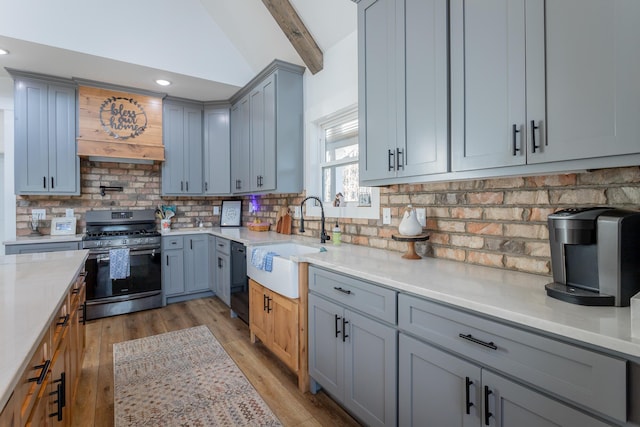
[0,0,356,101]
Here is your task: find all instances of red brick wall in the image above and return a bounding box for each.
[16,162,640,276]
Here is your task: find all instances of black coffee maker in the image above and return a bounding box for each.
[546,207,640,306]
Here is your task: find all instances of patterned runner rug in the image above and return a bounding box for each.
[113,325,282,426]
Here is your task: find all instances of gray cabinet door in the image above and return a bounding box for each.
[230,96,251,193]
[183,106,203,194]
[308,294,344,399]
[344,309,397,427]
[451,0,528,171]
[250,73,276,192]
[399,333,481,427]
[483,371,608,427]
[358,0,396,183]
[530,0,640,164]
[184,234,209,293]
[163,249,185,297]
[14,78,78,195]
[397,0,448,177]
[208,236,217,293]
[162,102,186,194]
[203,107,230,195]
[216,251,231,306]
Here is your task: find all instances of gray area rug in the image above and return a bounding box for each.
[113,325,282,426]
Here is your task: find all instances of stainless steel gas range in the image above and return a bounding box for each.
[82,209,162,320]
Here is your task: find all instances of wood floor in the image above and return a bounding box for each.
[71,296,361,427]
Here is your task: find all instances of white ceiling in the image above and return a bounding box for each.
[0,0,356,101]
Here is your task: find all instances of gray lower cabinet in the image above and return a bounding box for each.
[11,73,79,195]
[162,99,203,195]
[229,60,304,195]
[214,237,231,306]
[399,333,608,427]
[308,267,397,427]
[162,235,212,304]
[358,0,448,186]
[203,105,231,195]
[4,241,80,254]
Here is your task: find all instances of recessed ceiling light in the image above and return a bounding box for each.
[155,79,171,86]
[0,48,9,55]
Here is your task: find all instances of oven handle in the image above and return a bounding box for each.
[89,248,158,261]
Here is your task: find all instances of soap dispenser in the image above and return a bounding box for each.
[332,222,342,245]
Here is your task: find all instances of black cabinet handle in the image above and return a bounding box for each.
[512,124,521,156]
[267,296,273,313]
[28,359,51,384]
[181,181,184,191]
[51,177,54,189]
[49,373,65,421]
[484,385,493,425]
[57,314,69,327]
[166,255,169,266]
[342,318,349,342]
[531,120,540,153]
[396,148,404,170]
[263,294,268,311]
[204,182,208,192]
[71,287,80,295]
[333,286,352,295]
[388,149,395,171]
[334,314,341,338]
[186,181,189,192]
[257,176,260,187]
[459,333,498,350]
[218,257,222,268]
[465,377,474,414]
[43,176,47,189]
[81,302,86,325]
[190,239,193,250]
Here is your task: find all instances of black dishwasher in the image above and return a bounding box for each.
[230,241,249,324]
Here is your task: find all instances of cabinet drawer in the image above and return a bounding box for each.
[162,236,183,250]
[16,333,50,422]
[398,294,627,422]
[215,238,230,255]
[309,266,397,324]
[50,295,70,350]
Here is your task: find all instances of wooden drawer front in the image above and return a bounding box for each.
[16,334,50,423]
[50,296,70,350]
[162,235,183,250]
[398,294,627,421]
[309,266,397,324]
[215,237,230,255]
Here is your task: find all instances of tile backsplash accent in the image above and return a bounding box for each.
[15,162,640,276]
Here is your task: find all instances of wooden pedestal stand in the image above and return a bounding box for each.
[392,234,429,259]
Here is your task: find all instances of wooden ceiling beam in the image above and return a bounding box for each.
[262,0,323,74]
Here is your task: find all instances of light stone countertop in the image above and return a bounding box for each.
[2,234,84,245]
[166,227,640,361]
[0,250,89,411]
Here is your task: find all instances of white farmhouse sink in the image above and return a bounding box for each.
[247,243,322,298]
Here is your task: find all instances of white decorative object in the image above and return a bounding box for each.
[398,204,423,236]
[632,291,640,338]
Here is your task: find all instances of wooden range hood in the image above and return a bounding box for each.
[76,85,165,162]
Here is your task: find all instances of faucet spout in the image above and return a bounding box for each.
[300,196,330,244]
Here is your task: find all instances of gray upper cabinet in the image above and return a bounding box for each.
[162,99,203,195]
[203,105,231,195]
[451,0,640,171]
[229,60,304,195]
[359,0,448,185]
[13,75,79,195]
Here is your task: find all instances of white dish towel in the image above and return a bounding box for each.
[110,248,130,280]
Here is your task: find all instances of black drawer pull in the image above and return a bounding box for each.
[334,314,341,338]
[484,385,493,425]
[465,377,474,414]
[531,120,540,153]
[458,333,497,350]
[388,149,395,171]
[512,124,521,156]
[57,314,70,327]
[28,359,51,384]
[71,287,80,295]
[342,318,349,342]
[333,286,352,295]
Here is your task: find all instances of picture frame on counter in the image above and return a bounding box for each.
[220,200,242,227]
[50,216,77,235]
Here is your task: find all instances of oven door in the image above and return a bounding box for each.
[85,248,161,301]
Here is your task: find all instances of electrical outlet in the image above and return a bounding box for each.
[294,206,301,218]
[213,206,220,215]
[32,209,46,220]
[65,208,74,218]
[416,208,426,227]
[382,208,391,225]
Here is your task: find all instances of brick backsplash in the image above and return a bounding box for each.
[15,161,640,276]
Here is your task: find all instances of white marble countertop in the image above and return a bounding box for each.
[0,250,89,410]
[164,227,640,361]
[3,234,84,245]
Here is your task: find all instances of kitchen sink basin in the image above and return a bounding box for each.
[246,243,323,298]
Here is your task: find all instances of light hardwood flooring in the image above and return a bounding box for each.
[71,296,361,427]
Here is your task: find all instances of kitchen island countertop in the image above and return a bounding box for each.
[0,250,89,411]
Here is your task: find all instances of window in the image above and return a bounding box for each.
[306,106,379,220]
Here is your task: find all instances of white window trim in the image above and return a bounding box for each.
[305,104,380,220]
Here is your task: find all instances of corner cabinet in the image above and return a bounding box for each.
[358,0,449,186]
[203,105,231,195]
[451,0,640,171]
[230,60,304,195]
[308,266,397,427]
[161,234,212,304]
[161,99,203,195]
[11,73,79,195]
